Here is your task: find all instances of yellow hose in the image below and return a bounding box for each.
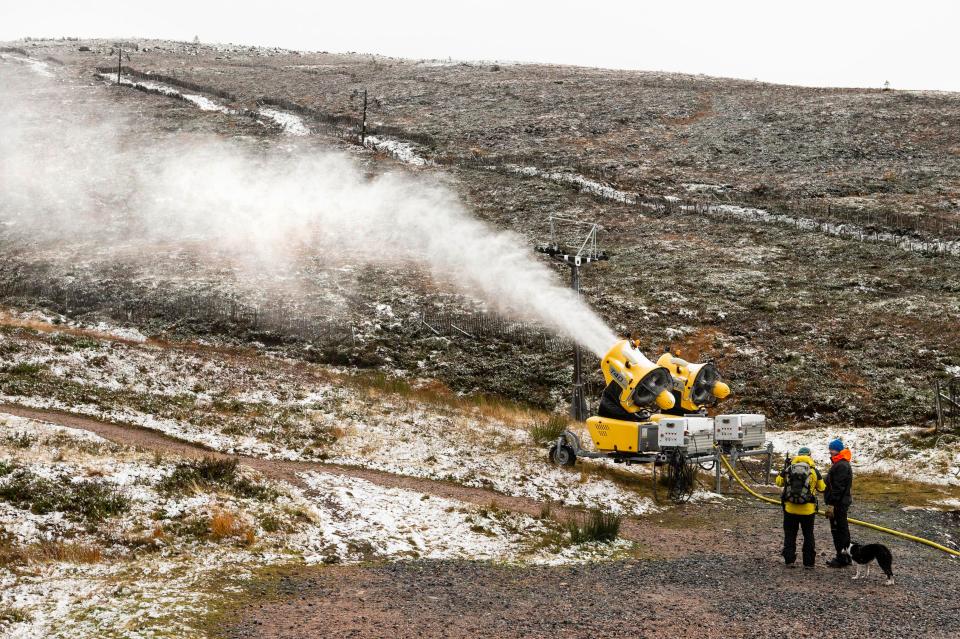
[717,451,960,559]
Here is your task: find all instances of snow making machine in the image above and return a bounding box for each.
[548,339,773,503]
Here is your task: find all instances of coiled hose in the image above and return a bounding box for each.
[717,451,960,559]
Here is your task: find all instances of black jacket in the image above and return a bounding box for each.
[825,457,853,507]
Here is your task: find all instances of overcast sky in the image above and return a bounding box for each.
[2,0,957,91]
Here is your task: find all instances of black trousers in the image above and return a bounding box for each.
[830,505,851,563]
[783,512,816,566]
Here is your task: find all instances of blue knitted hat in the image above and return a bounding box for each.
[829,438,844,452]
[797,446,811,456]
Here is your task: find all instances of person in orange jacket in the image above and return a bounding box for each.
[825,438,854,568]
[775,446,827,568]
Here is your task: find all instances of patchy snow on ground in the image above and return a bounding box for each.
[292,471,635,565]
[0,393,305,463]
[683,183,731,193]
[0,412,634,637]
[296,471,536,562]
[0,54,53,77]
[500,162,958,257]
[0,417,274,637]
[182,93,234,113]
[0,309,148,345]
[364,135,430,166]
[90,322,148,343]
[323,408,656,516]
[507,165,637,204]
[705,204,960,257]
[0,321,657,514]
[767,426,960,485]
[258,107,310,135]
[98,72,237,114]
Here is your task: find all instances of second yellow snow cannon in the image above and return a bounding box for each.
[656,348,730,415]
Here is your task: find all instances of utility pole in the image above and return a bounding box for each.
[116,47,122,85]
[360,89,368,145]
[569,261,586,421]
[536,215,608,421]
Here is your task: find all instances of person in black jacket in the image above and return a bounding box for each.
[824,438,853,568]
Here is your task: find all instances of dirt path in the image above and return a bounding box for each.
[0,403,723,551]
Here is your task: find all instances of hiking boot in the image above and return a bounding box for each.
[803,564,815,570]
[826,558,848,568]
[785,562,797,568]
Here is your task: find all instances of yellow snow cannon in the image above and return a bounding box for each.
[582,340,675,455]
[656,349,730,414]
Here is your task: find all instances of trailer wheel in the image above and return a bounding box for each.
[549,444,576,467]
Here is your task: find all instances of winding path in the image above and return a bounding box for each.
[0,402,721,552]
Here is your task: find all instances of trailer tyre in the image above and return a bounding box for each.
[549,444,576,467]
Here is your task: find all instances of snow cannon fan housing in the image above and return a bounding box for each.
[656,352,730,413]
[601,340,676,414]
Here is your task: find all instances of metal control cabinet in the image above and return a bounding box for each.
[657,419,685,448]
[713,414,766,449]
[657,417,714,453]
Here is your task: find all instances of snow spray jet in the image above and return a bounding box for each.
[0,62,617,356]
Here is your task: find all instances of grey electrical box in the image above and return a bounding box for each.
[714,414,766,449]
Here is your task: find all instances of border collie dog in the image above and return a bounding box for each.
[844,542,894,586]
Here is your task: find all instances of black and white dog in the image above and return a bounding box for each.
[843,542,894,586]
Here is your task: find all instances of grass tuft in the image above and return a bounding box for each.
[0,605,32,624]
[0,529,104,567]
[2,431,36,449]
[528,413,570,444]
[28,541,103,564]
[1,362,45,377]
[567,509,622,544]
[158,456,276,500]
[0,468,129,522]
[210,509,256,545]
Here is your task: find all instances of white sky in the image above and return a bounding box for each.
[1,0,957,91]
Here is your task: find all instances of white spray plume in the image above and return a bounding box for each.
[0,63,617,356]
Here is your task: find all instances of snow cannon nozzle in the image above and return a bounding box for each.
[599,339,675,414]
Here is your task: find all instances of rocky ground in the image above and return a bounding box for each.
[222,524,960,639]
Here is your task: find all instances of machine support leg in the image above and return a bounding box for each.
[765,442,774,484]
[728,448,738,492]
[715,451,722,493]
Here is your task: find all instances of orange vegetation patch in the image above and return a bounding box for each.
[667,326,731,363]
[0,540,104,566]
[210,509,256,546]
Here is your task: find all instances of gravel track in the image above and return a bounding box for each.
[223,546,960,639]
